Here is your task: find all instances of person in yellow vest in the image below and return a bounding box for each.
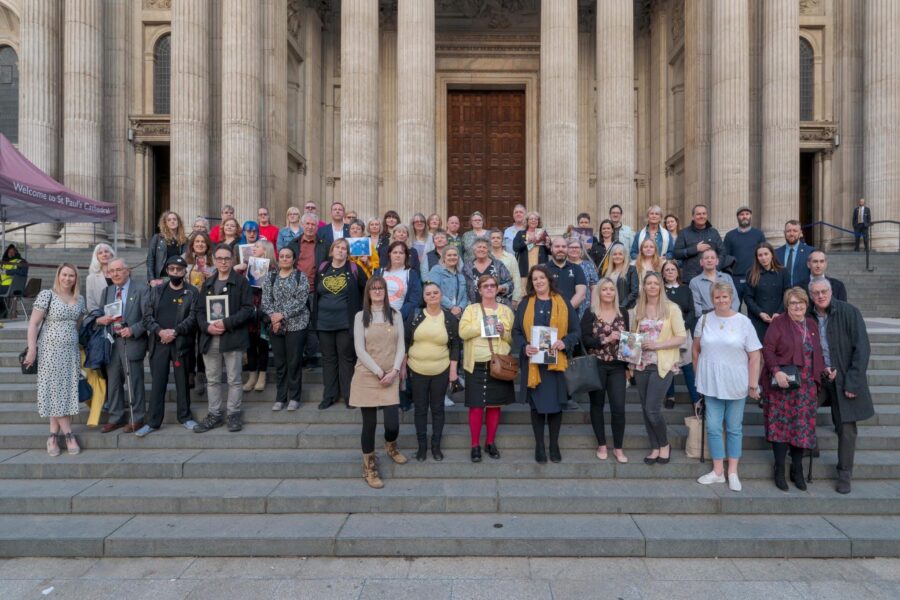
[0,244,28,319]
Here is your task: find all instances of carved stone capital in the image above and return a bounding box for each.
[143,0,171,10]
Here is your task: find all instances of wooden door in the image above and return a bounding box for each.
[447,90,526,228]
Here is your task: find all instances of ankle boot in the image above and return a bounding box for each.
[774,463,789,491]
[362,452,383,489]
[549,443,562,463]
[535,443,547,464]
[416,435,427,462]
[431,437,444,461]
[243,371,259,392]
[254,371,267,391]
[836,469,852,494]
[790,463,807,491]
[385,440,408,464]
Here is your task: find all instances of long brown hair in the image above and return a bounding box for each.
[362,275,395,327]
[747,241,783,288]
[158,211,187,245]
[185,231,214,266]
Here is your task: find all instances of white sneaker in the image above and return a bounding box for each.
[697,471,726,485]
[272,402,284,411]
[286,401,300,411]
[444,395,455,407]
[728,473,742,492]
[182,420,198,431]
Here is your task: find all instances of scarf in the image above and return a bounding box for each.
[523,293,569,388]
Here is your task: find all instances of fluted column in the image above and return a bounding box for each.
[595,0,635,226]
[171,0,210,224]
[17,0,62,244]
[540,0,578,233]
[341,0,380,217]
[761,0,799,240]
[710,0,749,224]
[864,0,900,250]
[683,0,710,212]
[262,0,288,218]
[60,0,106,246]
[397,0,435,219]
[221,0,261,222]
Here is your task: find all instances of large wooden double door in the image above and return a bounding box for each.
[447,90,525,228]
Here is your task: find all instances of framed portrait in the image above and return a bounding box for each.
[238,244,254,265]
[480,313,500,338]
[206,295,229,322]
[530,326,558,365]
[103,300,123,320]
[348,237,371,257]
[247,257,270,288]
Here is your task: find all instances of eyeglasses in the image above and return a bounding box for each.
[214,256,233,262]
[480,283,497,289]
[370,288,386,293]
[810,290,830,297]
[788,301,807,306]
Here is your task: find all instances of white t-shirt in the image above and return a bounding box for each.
[694,312,762,400]
[384,269,409,311]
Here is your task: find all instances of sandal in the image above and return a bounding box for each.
[46,434,60,457]
[64,432,81,456]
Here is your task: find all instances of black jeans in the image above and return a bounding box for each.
[147,344,193,429]
[588,362,627,448]
[270,329,307,404]
[360,405,400,453]
[410,367,449,443]
[319,329,355,402]
[244,327,270,372]
[822,379,858,473]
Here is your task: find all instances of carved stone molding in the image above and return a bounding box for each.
[129,115,171,144]
[437,0,540,30]
[800,122,836,142]
[143,0,171,10]
[288,0,304,42]
[799,0,821,15]
[326,176,336,187]
[671,0,684,46]
[436,32,539,56]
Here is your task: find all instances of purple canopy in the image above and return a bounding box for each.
[0,133,117,223]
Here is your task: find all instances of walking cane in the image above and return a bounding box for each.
[120,334,136,430]
[699,397,706,464]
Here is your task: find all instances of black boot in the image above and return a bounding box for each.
[431,437,443,461]
[549,443,562,463]
[774,464,789,491]
[471,445,482,463]
[535,444,547,464]
[416,436,427,462]
[791,463,807,491]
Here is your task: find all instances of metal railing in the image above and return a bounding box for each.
[801,219,900,272]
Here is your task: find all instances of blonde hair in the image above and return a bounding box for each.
[158,211,187,245]
[603,242,629,279]
[391,224,412,247]
[53,262,81,298]
[255,240,276,263]
[784,286,810,308]
[633,271,671,326]
[89,243,115,275]
[590,277,622,318]
[635,237,664,281]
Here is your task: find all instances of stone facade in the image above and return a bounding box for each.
[0,0,896,249]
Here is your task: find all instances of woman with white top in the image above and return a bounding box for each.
[692,281,762,492]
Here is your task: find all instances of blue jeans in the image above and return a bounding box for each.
[703,395,746,460]
[667,363,700,404]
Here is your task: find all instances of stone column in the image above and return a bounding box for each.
[397,0,435,218]
[221,0,261,222]
[595,0,635,226]
[710,0,749,224]
[262,0,288,218]
[304,6,324,213]
[171,0,210,225]
[761,0,799,240]
[540,0,578,233]
[340,0,380,217]
[864,0,900,250]
[17,0,62,245]
[60,0,106,246]
[683,0,710,213]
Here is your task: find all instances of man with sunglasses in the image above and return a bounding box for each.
[194,244,255,433]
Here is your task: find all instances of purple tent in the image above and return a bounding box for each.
[0,133,118,247]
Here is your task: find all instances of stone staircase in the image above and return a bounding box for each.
[823,252,900,318]
[0,317,898,559]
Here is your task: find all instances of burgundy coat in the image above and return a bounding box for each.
[761,313,826,396]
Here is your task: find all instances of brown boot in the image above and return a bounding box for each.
[385,440,408,464]
[363,452,384,489]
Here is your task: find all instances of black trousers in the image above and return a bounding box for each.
[588,362,627,449]
[530,409,562,450]
[269,329,306,404]
[319,329,355,402]
[410,367,449,443]
[853,224,869,251]
[822,379,858,473]
[244,327,270,372]
[147,343,193,429]
[360,405,400,453]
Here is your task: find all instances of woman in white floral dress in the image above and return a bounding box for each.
[23,263,86,456]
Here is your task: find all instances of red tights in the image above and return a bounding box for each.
[468,407,501,447]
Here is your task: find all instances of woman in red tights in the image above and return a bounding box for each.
[458,274,516,462]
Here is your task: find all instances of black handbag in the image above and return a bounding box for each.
[19,292,53,375]
[78,374,93,403]
[564,342,605,395]
[771,365,801,390]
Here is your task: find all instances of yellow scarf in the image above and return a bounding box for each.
[523,293,569,388]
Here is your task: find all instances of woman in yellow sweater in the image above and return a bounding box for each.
[403,282,460,461]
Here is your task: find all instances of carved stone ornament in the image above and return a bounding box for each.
[800,123,837,142]
[143,0,171,10]
[326,176,336,187]
[288,0,304,41]
[799,0,821,15]
[437,0,539,30]
[671,0,684,46]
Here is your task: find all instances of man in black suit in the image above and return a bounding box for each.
[852,198,871,252]
[806,251,847,302]
[316,201,351,265]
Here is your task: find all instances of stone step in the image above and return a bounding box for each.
[1,512,896,558]
[2,448,898,481]
[0,477,897,516]
[3,422,900,451]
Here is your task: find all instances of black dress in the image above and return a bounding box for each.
[745,268,788,342]
[665,284,696,333]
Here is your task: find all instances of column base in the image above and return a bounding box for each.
[48,224,108,248]
[5,224,61,247]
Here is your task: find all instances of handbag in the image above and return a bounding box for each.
[78,374,93,403]
[19,292,53,375]
[487,336,519,381]
[684,403,710,460]
[771,364,801,390]
[564,342,605,395]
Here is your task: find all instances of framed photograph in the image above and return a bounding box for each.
[572,227,594,246]
[247,257,270,288]
[103,300,123,320]
[206,295,229,322]
[238,244,254,265]
[617,331,644,366]
[480,313,500,338]
[530,326,558,365]
[348,237,371,257]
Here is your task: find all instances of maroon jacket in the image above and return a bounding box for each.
[761,313,826,395]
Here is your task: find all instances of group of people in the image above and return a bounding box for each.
[23,199,872,494]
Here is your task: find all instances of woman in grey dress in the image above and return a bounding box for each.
[23,263,86,456]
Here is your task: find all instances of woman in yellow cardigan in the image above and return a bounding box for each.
[458,274,515,462]
[631,271,686,465]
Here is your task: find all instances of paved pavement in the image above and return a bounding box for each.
[0,557,897,599]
